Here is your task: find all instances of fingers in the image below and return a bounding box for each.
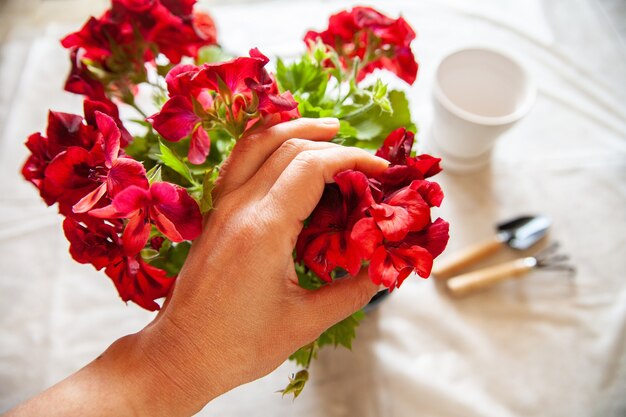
[300,268,379,330]
[214,118,340,199]
[264,146,389,223]
[243,139,337,198]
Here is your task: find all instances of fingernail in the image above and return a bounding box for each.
[319,117,339,125]
[375,156,390,165]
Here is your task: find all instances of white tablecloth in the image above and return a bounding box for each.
[1,0,625,416]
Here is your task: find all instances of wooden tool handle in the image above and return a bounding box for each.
[431,236,504,279]
[446,257,536,296]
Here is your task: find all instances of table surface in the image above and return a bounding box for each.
[1,0,625,416]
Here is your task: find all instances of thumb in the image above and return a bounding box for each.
[301,267,380,330]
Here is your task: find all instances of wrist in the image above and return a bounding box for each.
[126,316,227,416]
[88,319,226,417]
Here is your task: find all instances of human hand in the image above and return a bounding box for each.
[4,118,390,417]
[128,117,389,415]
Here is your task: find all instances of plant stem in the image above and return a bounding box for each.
[304,342,316,369]
[147,80,168,94]
[341,100,376,120]
[130,102,149,119]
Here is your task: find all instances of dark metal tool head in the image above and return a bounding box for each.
[496,215,552,250]
[534,242,577,276]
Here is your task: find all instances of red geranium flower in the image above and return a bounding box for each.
[90,182,202,256]
[72,112,148,213]
[22,110,98,205]
[296,127,449,290]
[404,217,451,259]
[304,6,418,84]
[375,126,414,165]
[61,15,134,62]
[84,99,132,147]
[42,112,147,215]
[296,170,374,282]
[105,255,174,311]
[371,128,442,198]
[351,216,449,290]
[61,0,217,102]
[368,183,431,242]
[63,199,176,312]
[63,214,125,270]
[148,49,299,164]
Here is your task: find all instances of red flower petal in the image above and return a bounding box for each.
[192,11,217,43]
[22,133,50,193]
[112,185,151,215]
[107,158,148,197]
[375,127,414,165]
[368,244,433,289]
[409,180,444,207]
[351,217,383,258]
[43,146,100,205]
[193,49,269,95]
[406,154,442,178]
[300,232,339,283]
[325,231,362,277]
[305,184,344,230]
[368,246,398,287]
[95,111,121,168]
[147,95,200,142]
[64,50,108,101]
[105,256,174,311]
[404,218,450,258]
[388,245,433,280]
[122,211,151,256]
[47,111,88,153]
[188,125,210,165]
[335,170,375,227]
[149,182,202,242]
[160,0,195,17]
[84,99,132,147]
[73,182,107,213]
[370,187,430,241]
[63,215,123,270]
[165,64,199,96]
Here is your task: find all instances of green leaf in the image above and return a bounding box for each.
[149,241,191,277]
[279,370,309,399]
[200,169,218,214]
[158,140,197,185]
[317,310,365,350]
[288,342,317,367]
[196,45,231,65]
[156,63,174,78]
[124,135,150,159]
[337,120,358,139]
[342,89,416,149]
[215,74,232,104]
[146,165,162,184]
[296,100,335,119]
[129,118,152,128]
[295,262,324,290]
[275,56,329,104]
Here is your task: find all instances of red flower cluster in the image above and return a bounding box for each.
[296,128,448,289]
[22,104,202,310]
[61,0,217,102]
[148,48,299,164]
[304,6,418,85]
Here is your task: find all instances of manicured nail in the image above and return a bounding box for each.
[319,117,339,125]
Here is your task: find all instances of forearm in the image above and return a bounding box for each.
[4,330,220,417]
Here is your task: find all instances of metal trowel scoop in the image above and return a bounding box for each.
[432,215,552,279]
